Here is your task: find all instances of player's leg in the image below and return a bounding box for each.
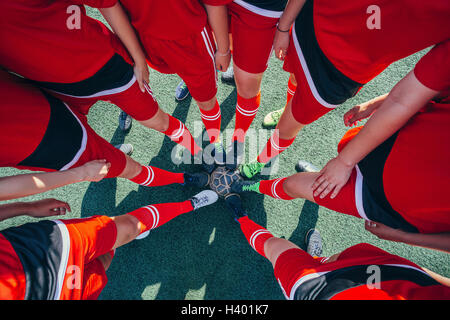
[263,73,297,128]
[108,79,202,157]
[111,190,218,246]
[231,172,317,201]
[239,98,305,178]
[119,154,209,188]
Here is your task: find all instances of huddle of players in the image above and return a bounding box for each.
[0,0,449,300]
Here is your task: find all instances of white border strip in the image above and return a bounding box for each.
[354,165,370,221]
[59,102,88,171]
[233,0,283,18]
[292,22,337,109]
[52,220,71,300]
[50,75,137,99]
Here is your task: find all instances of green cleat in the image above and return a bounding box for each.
[231,180,260,194]
[262,107,284,128]
[239,161,266,179]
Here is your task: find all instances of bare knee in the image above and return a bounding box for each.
[111,214,141,249]
[284,173,318,202]
[197,96,217,111]
[139,108,169,132]
[118,156,142,180]
[264,237,300,268]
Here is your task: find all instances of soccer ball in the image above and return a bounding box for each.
[209,166,243,197]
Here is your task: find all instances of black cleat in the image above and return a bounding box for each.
[225,140,244,170]
[182,172,210,188]
[224,193,248,223]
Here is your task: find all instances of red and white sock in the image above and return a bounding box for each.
[237,216,274,258]
[258,177,294,200]
[130,165,184,187]
[162,115,202,156]
[232,92,261,143]
[286,77,297,105]
[128,200,194,235]
[199,100,222,144]
[257,130,296,164]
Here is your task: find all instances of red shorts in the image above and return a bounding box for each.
[141,25,217,102]
[59,215,117,300]
[312,127,363,218]
[273,243,442,300]
[228,2,278,74]
[14,109,127,179]
[52,78,159,122]
[283,29,337,125]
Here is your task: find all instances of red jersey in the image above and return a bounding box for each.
[355,41,450,234]
[118,0,208,40]
[313,0,450,84]
[0,0,130,83]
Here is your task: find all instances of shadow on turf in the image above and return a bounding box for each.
[80,93,319,300]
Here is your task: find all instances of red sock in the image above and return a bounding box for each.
[130,166,184,187]
[162,115,202,156]
[232,92,261,143]
[286,77,297,104]
[128,200,194,234]
[199,100,221,144]
[257,130,296,163]
[258,177,294,200]
[237,216,274,258]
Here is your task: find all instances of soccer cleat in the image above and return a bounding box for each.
[221,61,235,84]
[190,190,219,210]
[295,160,319,173]
[202,142,226,173]
[114,143,134,156]
[225,140,244,170]
[231,180,260,194]
[224,193,248,223]
[239,161,266,179]
[182,172,210,188]
[262,107,284,128]
[305,228,323,257]
[118,111,132,131]
[175,80,190,101]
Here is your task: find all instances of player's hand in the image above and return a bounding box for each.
[364,220,408,242]
[73,160,111,182]
[344,103,375,127]
[273,28,290,61]
[215,49,231,72]
[133,61,150,93]
[26,198,71,218]
[312,156,354,199]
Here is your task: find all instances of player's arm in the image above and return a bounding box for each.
[0,199,71,222]
[343,93,389,127]
[274,0,307,60]
[98,2,149,92]
[313,70,439,199]
[203,3,231,72]
[0,160,110,201]
[365,221,450,254]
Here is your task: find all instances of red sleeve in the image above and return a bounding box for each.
[75,0,118,8]
[201,0,233,5]
[414,40,450,92]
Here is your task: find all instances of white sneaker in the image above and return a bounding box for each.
[305,229,323,257]
[114,143,134,156]
[190,190,219,210]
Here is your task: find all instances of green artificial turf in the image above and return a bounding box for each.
[0,8,448,300]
